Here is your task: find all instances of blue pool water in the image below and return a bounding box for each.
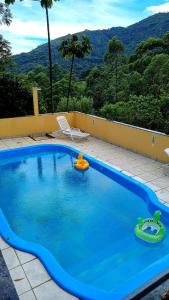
[0,145,169,300]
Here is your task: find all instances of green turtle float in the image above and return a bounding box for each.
[135,210,166,243]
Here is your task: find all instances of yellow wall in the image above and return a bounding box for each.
[0,113,74,138]
[74,112,169,162]
[0,111,168,162]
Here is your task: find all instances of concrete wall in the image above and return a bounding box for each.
[0,111,168,162]
[74,112,169,162]
[0,113,74,138]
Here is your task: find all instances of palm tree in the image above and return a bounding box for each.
[59,34,92,110]
[0,35,11,71]
[0,3,12,72]
[0,2,12,25]
[40,0,59,113]
[5,0,59,113]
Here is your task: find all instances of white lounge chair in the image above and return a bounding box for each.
[164,148,169,157]
[164,148,169,176]
[55,116,90,141]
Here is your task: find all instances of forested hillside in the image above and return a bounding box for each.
[14,13,169,75]
[10,30,169,134]
[1,11,169,134]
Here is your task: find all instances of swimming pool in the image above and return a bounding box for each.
[0,144,169,300]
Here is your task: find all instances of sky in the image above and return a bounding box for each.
[1,0,169,55]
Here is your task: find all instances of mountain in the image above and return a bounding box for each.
[13,13,169,75]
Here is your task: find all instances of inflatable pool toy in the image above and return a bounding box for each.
[135,210,165,243]
[74,153,89,171]
[135,210,166,243]
[74,153,89,170]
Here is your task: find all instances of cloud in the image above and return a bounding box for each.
[1,18,98,40]
[147,2,169,14]
[1,0,144,54]
[1,18,100,54]
[1,10,136,54]
[9,37,40,54]
[20,0,33,8]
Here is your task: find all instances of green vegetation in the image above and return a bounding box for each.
[1,12,169,134]
[0,2,12,71]
[5,0,60,113]
[91,33,169,134]
[0,74,33,118]
[0,2,12,25]
[59,34,92,109]
[0,2,33,117]
[57,96,93,114]
[0,35,12,72]
[104,37,124,102]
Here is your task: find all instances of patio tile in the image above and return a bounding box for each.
[138,172,162,182]
[156,190,169,202]
[0,144,7,149]
[146,182,161,192]
[0,236,10,250]
[150,177,169,189]
[10,266,31,295]
[19,290,36,300]
[164,198,169,204]
[22,259,50,288]
[2,247,20,270]
[123,166,144,176]
[15,250,35,265]
[137,164,162,172]
[33,280,78,300]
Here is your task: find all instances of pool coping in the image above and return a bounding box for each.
[0,144,169,300]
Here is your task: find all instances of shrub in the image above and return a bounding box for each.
[100,95,166,133]
[57,96,93,114]
[0,74,33,118]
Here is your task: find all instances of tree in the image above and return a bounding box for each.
[128,71,143,96]
[104,37,124,102]
[40,0,59,113]
[0,2,12,72]
[129,35,166,73]
[0,2,12,25]
[0,74,33,118]
[132,37,164,60]
[100,95,164,132]
[143,53,169,98]
[57,96,93,113]
[0,35,11,72]
[86,66,106,109]
[5,0,59,113]
[59,34,92,110]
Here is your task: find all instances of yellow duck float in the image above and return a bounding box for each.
[74,153,89,170]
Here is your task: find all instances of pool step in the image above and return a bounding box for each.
[75,243,154,291]
[90,245,158,291]
[68,234,133,277]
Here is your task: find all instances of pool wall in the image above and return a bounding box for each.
[0,144,169,300]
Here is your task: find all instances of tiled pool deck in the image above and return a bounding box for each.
[0,135,169,300]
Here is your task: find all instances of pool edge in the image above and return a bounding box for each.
[0,143,169,300]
